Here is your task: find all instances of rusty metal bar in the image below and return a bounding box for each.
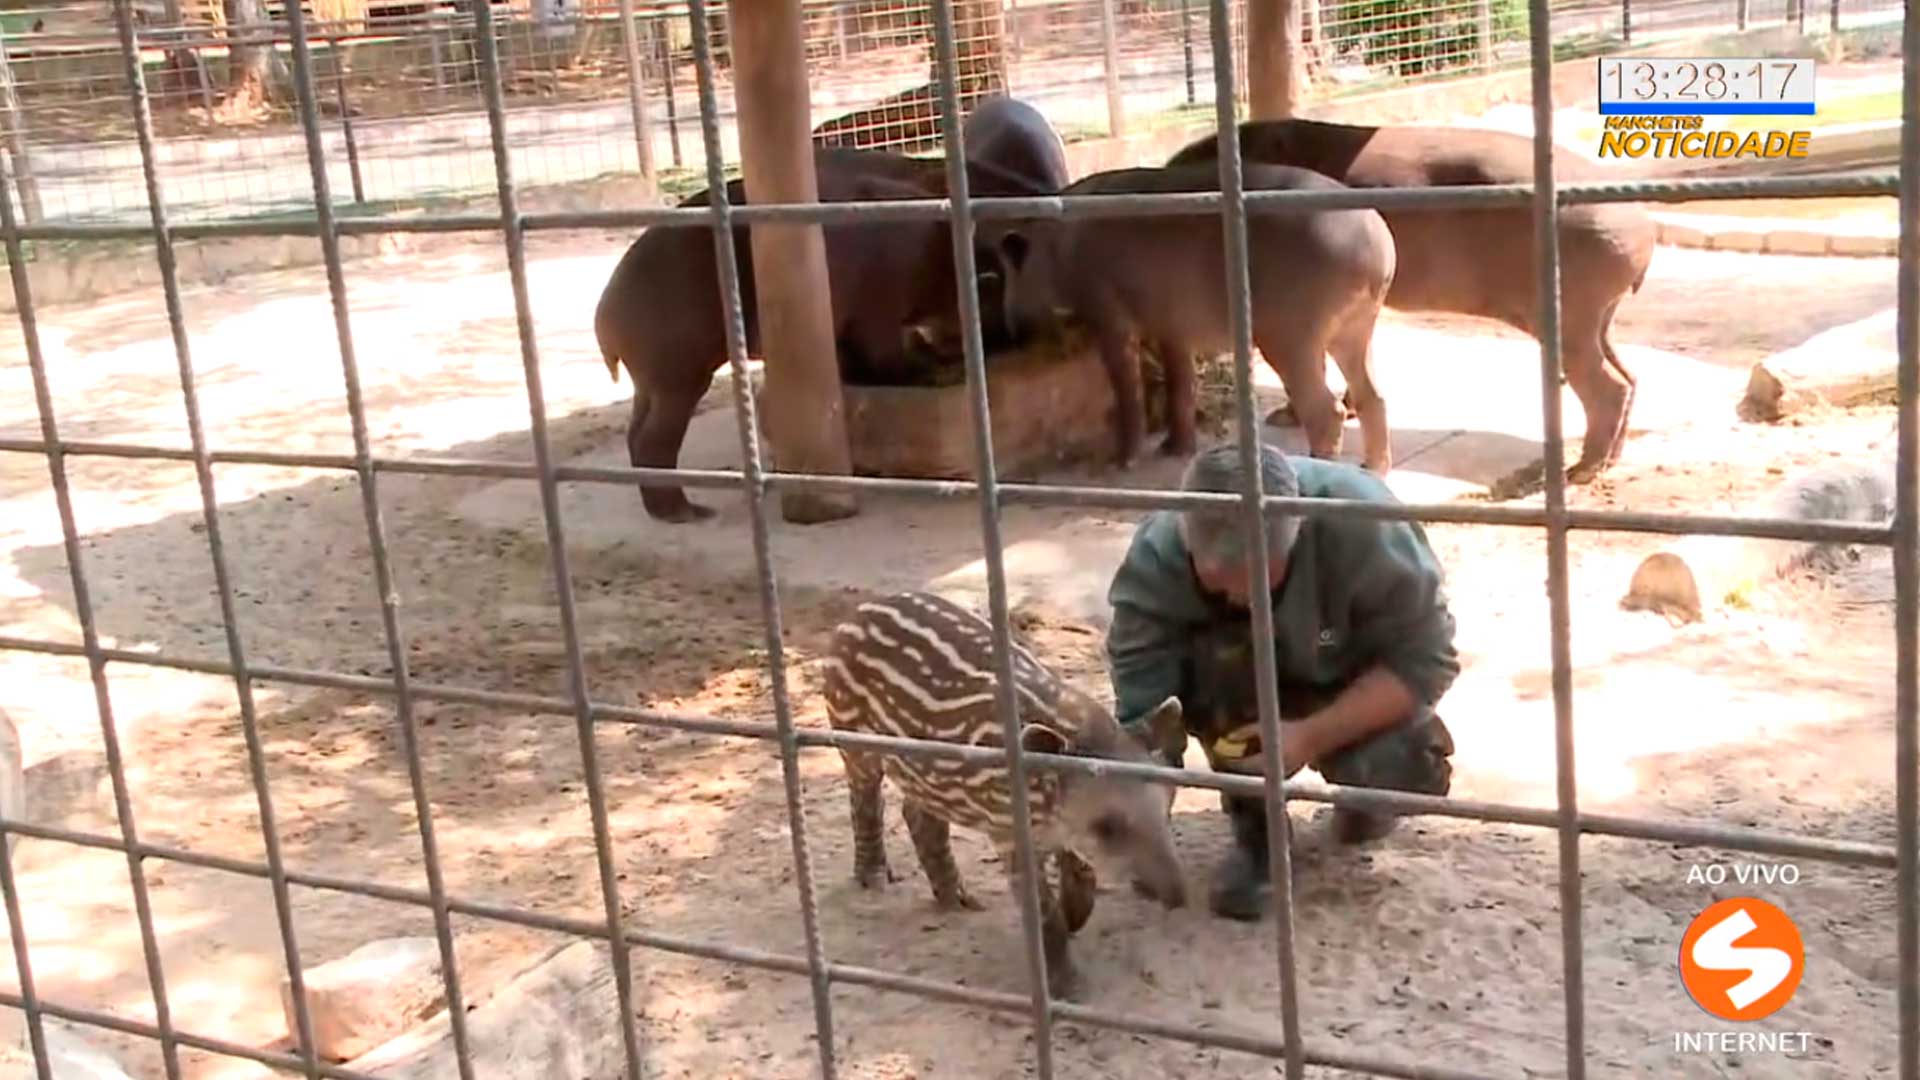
[1523,0,1586,1071]
[1099,0,1125,136]
[681,0,838,1069]
[926,0,1061,1072]
[332,60,366,206]
[0,642,1896,870]
[0,169,1903,248]
[1203,0,1305,1069]
[1896,0,1920,1067]
[109,2,324,1075]
[279,0,477,1075]
[0,825,45,1080]
[619,0,657,185]
[0,437,1894,546]
[465,1,646,1076]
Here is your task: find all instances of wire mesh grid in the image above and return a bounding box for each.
[0,0,1912,1074]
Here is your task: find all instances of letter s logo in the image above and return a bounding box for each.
[1679,897,1806,1022]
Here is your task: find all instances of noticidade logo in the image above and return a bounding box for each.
[1598,117,1813,161]
[1678,896,1806,1022]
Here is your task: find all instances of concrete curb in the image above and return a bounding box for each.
[1653,213,1897,258]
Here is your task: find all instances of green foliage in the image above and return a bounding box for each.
[1326,0,1527,77]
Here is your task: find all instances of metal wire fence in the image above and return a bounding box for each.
[0,0,1899,229]
[0,0,1913,1072]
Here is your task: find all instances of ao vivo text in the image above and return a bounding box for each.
[1686,862,1802,886]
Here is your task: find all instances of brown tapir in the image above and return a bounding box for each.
[963,95,1071,196]
[980,162,1397,472]
[1166,118,1659,483]
[593,145,1059,524]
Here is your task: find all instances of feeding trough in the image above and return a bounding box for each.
[838,325,1167,481]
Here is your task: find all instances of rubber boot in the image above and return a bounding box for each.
[1318,711,1455,846]
[1208,795,1271,921]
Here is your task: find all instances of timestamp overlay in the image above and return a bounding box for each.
[1594,57,1817,161]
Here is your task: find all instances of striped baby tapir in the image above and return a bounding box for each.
[822,591,1189,999]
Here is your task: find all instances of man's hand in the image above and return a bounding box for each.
[1212,719,1321,779]
[1295,665,1419,767]
[1278,724,1320,779]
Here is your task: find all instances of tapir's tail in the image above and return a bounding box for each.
[602,348,622,383]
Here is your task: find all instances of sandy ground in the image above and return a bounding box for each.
[0,223,1904,1080]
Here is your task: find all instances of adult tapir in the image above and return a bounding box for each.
[963,95,1071,195]
[1166,118,1658,483]
[594,138,1064,524]
[980,162,1397,473]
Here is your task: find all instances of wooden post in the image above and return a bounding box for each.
[617,0,656,192]
[1098,0,1125,136]
[1245,0,1303,120]
[1180,0,1195,104]
[0,34,42,226]
[1477,0,1493,70]
[654,19,684,168]
[730,0,857,524]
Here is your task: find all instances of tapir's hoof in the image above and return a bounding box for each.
[1330,808,1400,846]
[937,887,987,912]
[1160,431,1197,457]
[1565,458,1608,485]
[1045,963,1083,1001]
[1207,847,1270,922]
[855,863,897,890]
[646,496,717,524]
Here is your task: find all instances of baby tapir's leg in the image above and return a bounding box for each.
[842,751,895,888]
[902,799,984,911]
[1056,849,1097,933]
[1003,844,1079,999]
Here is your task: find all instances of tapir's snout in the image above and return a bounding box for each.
[1133,840,1188,910]
[1146,857,1188,910]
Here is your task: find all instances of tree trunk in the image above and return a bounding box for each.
[733,0,858,524]
[1246,0,1303,120]
[216,0,277,121]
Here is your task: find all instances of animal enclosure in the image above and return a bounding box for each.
[0,0,1913,1077]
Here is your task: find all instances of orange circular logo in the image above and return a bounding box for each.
[1678,896,1805,1022]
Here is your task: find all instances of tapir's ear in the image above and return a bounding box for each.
[1138,696,1186,762]
[998,230,1030,272]
[1020,722,1070,757]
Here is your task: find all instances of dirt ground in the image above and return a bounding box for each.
[0,221,1904,1080]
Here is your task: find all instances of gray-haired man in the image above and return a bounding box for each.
[1106,442,1460,920]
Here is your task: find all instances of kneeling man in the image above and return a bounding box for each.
[1106,441,1460,920]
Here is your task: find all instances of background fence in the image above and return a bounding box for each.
[0,0,1901,228]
